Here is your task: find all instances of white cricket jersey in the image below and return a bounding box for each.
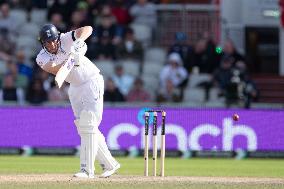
[36,31,100,86]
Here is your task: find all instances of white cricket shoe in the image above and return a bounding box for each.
[100,163,120,178]
[74,169,95,178]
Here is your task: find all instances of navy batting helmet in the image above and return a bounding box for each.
[38,24,59,43]
[39,24,60,54]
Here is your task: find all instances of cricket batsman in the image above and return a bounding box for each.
[36,24,120,178]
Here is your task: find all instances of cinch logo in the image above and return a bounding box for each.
[106,118,257,152]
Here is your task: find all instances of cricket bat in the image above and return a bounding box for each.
[55,55,75,88]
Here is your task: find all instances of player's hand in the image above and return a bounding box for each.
[71,39,87,56]
[71,39,87,65]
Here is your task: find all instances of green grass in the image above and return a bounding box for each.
[2,182,284,189]
[0,156,284,189]
[0,156,284,177]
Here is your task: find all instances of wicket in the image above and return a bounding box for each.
[144,110,166,177]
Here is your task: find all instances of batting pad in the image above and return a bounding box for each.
[96,131,119,170]
[74,110,99,176]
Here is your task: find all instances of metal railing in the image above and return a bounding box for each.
[155,4,220,47]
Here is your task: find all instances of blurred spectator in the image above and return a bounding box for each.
[190,37,219,74]
[47,0,77,24]
[159,53,188,100]
[104,77,125,102]
[26,79,48,105]
[87,5,122,57]
[67,9,85,31]
[0,28,14,61]
[127,77,151,102]
[38,70,53,91]
[111,64,134,96]
[6,61,28,89]
[30,0,47,9]
[0,73,24,105]
[202,31,220,72]
[197,56,241,103]
[156,79,181,103]
[112,0,136,9]
[76,1,94,26]
[16,50,33,80]
[130,0,157,29]
[221,39,244,67]
[48,81,69,102]
[116,27,143,61]
[96,4,116,24]
[168,32,193,71]
[93,32,116,60]
[190,38,207,73]
[50,12,66,33]
[8,0,27,9]
[95,7,122,44]
[111,0,131,26]
[0,3,18,35]
[85,0,102,25]
[213,56,234,94]
[233,60,258,108]
[213,56,243,107]
[9,0,46,10]
[210,55,256,108]
[243,75,258,109]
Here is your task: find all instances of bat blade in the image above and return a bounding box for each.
[55,55,75,88]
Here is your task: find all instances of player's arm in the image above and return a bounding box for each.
[42,62,64,75]
[74,26,93,41]
[36,55,60,75]
[70,26,92,59]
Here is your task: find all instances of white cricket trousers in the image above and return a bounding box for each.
[68,74,119,171]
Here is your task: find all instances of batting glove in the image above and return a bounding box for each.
[70,39,87,65]
[71,39,87,55]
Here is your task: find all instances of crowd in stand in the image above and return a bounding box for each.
[0,0,258,108]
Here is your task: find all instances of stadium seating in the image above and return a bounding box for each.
[253,75,284,103]
[183,88,205,103]
[209,87,220,101]
[144,47,167,64]
[188,73,212,88]
[143,61,163,76]
[10,9,27,30]
[30,9,47,26]
[16,36,38,50]
[119,59,140,77]
[20,22,40,38]
[94,60,115,78]
[130,24,152,47]
[141,74,159,98]
[0,60,7,74]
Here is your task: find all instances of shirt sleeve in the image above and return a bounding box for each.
[60,31,76,50]
[36,51,48,69]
